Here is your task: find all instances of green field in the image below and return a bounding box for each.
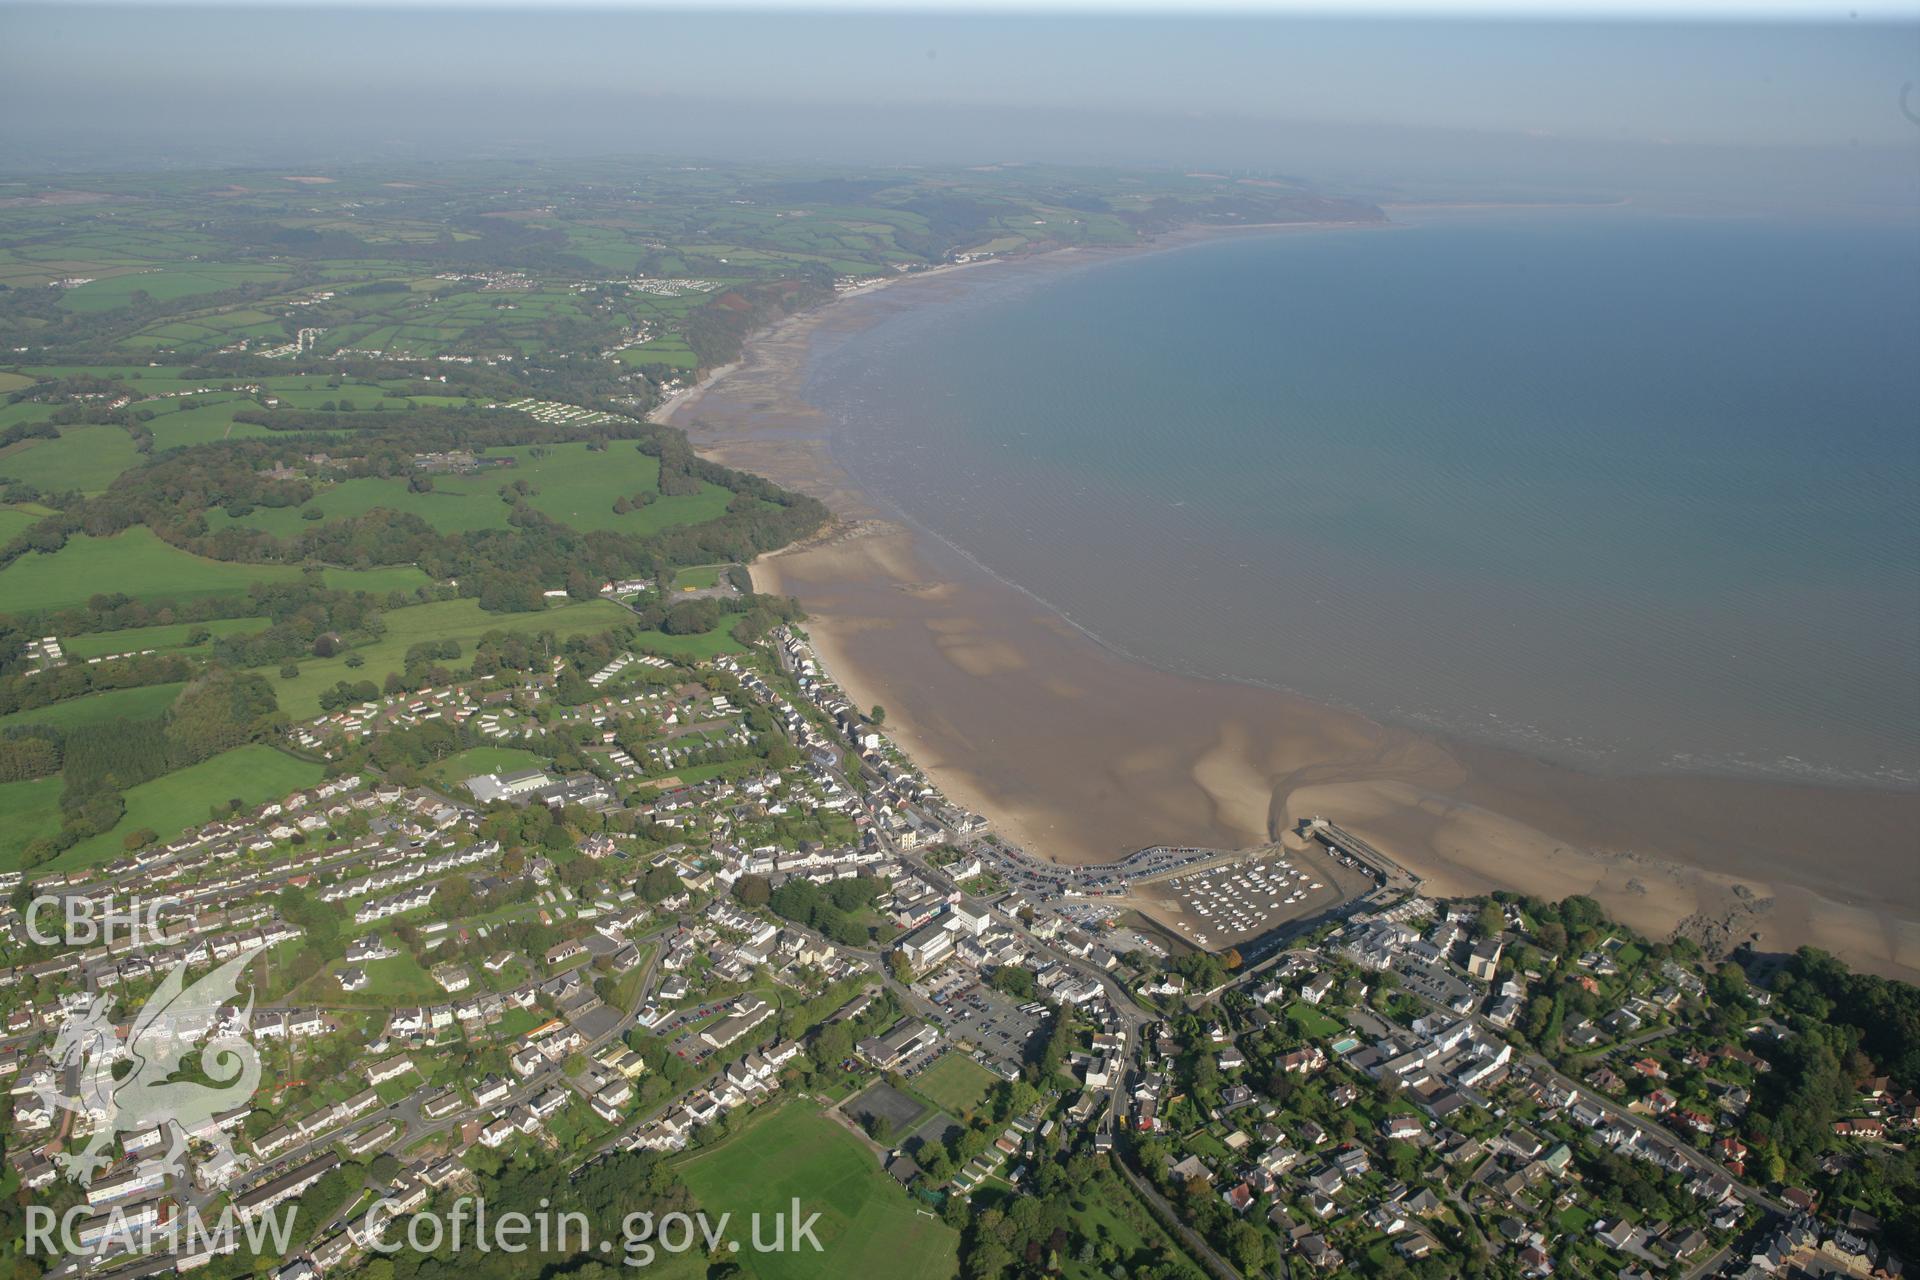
[0,777,64,871]
[1285,1002,1342,1039]
[142,399,280,449]
[671,564,726,591]
[913,1054,997,1120]
[615,340,698,370]
[41,744,325,872]
[628,620,746,659]
[426,746,550,788]
[640,759,744,792]
[318,564,434,594]
[312,950,439,1004]
[0,505,46,542]
[0,527,431,615]
[58,265,289,313]
[0,682,185,733]
[674,1100,959,1280]
[206,442,738,539]
[0,424,144,493]
[60,615,267,660]
[268,597,630,719]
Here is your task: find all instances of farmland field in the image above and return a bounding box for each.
[0,423,144,493]
[0,777,64,872]
[0,682,185,733]
[0,505,47,541]
[674,1099,959,1280]
[0,527,431,614]
[141,399,281,449]
[268,597,631,718]
[58,265,290,313]
[206,442,739,539]
[43,744,325,871]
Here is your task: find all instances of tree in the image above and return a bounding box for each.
[639,865,680,903]
[869,705,886,725]
[887,952,914,984]
[439,875,474,915]
[989,966,1036,1001]
[280,663,300,679]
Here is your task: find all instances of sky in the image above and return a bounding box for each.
[1,3,1914,205]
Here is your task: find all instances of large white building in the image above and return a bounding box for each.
[466,768,553,804]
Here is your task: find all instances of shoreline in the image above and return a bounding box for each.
[662,222,1920,983]
[649,217,1383,430]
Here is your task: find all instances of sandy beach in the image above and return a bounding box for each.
[660,235,1920,983]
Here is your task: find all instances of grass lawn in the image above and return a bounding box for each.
[913,1054,998,1119]
[0,527,429,615]
[0,777,64,872]
[0,682,184,732]
[267,597,629,719]
[45,745,324,872]
[674,1099,959,1280]
[426,746,550,789]
[637,759,742,792]
[1184,1131,1230,1162]
[1556,1206,1594,1234]
[496,1006,544,1039]
[671,564,726,591]
[1285,1002,1342,1039]
[629,620,746,659]
[0,424,144,493]
[300,951,439,1006]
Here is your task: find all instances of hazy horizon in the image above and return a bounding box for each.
[3,4,1915,214]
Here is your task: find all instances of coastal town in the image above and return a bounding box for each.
[0,158,1914,1280]
[0,615,1913,1280]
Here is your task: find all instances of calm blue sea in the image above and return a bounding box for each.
[804,210,1920,786]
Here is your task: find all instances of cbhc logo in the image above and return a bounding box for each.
[25,896,180,947]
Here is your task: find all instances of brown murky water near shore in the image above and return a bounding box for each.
[662,251,1920,982]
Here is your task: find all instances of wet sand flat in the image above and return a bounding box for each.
[664,248,1920,983]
